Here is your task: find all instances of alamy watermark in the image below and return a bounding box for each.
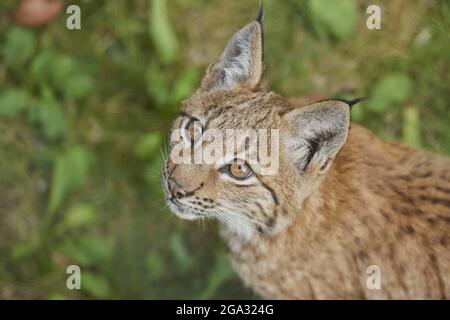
[366,265,382,290]
[366,5,382,30]
[170,128,280,175]
[66,265,81,290]
[66,4,81,30]
[64,4,381,31]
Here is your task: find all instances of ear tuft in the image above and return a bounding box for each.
[283,100,351,175]
[256,2,265,63]
[336,96,367,110]
[256,2,265,24]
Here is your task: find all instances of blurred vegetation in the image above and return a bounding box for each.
[0,0,449,299]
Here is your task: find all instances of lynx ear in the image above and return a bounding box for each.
[199,10,264,92]
[283,100,352,175]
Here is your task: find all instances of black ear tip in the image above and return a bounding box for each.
[256,2,265,24]
[338,96,367,108]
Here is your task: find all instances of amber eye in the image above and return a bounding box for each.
[225,160,253,180]
[184,118,203,144]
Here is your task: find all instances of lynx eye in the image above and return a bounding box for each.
[183,118,203,144]
[224,159,253,180]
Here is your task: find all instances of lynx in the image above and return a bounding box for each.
[161,8,450,299]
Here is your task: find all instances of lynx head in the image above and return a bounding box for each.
[162,8,359,241]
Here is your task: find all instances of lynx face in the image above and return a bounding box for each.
[162,14,354,240]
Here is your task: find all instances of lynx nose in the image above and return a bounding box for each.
[168,178,186,199]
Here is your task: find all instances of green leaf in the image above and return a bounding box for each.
[170,233,193,274]
[82,272,112,299]
[402,106,422,148]
[350,102,365,122]
[0,89,28,118]
[47,293,66,300]
[171,68,200,104]
[149,0,179,65]
[198,252,234,299]
[51,55,77,84]
[61,204,97,230]
[145,251,166,278]
[48,147,92,214]
[11,239,39,260]
[134,132,162,159]
[29,99,69,141]
[31,53,94,99]
[31,51,56,84]
[368,73,412,113]
[146,68,169,107]
[77,235,112,263]
[308,0,358,40]
[60,74,94,99]
[57,235,111,266]
[57,241,90,265]
[2,27,35,68]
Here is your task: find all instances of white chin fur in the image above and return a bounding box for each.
[216,212,256,241]
[168,201,199,221]
[168,200,257,240]
[225,221,255,241]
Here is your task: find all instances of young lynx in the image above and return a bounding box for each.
[161,9,450,299]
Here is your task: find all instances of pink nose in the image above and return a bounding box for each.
[168,179,186,199]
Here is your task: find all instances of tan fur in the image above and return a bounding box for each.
[162,15,450,299]
[225,123,450,299]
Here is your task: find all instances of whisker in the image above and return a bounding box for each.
[160,201,170,212]
[159,147,167,162]
[163,134,170,160]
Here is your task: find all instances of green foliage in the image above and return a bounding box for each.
[60,204,98,231]
[145,65,199,110]
[31,52,94,99]
[172,68,201,102]
[198,252,234,299]
[402,106,422,148]
[62,74,94,99]
[0,88,28,117]
[51,55,94,99]
[81,272,112,299]
[31,51,56,83]
[134,132,162,159]
[29,97,69,141]
[2,26,35,68]
[48,147,92,215]
[368,73,412,113]
[306,0,358,40]
[146,67,170,107]
[170,233,194,274]
[11,238,40,260]
[57,235,111,266]
[47,292,66,300]
[149,0,179,65]
[145,251,166,279]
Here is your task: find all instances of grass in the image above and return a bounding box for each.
[0,0,449,299]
